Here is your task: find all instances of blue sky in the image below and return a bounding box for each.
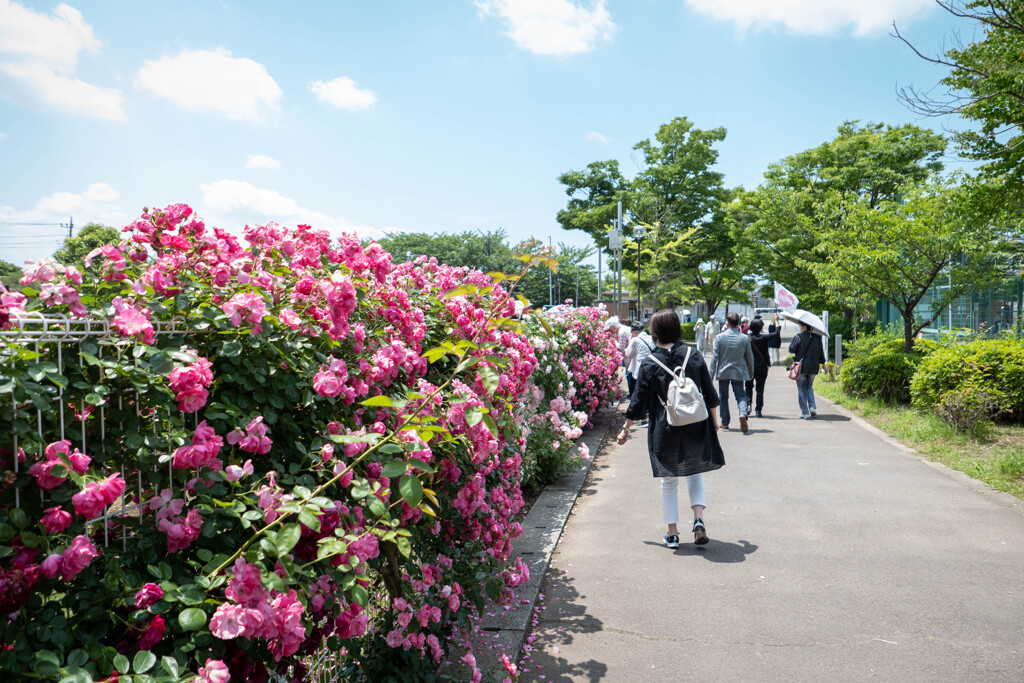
[0,0,975,268]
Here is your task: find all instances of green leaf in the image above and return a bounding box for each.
[113,654,130,674]
[133,650,156,674]
[276,523,302,556]
[442,284,477,299]
[407,459,436,474]
[398,474,423,507]
[421,346,449,363]
[465,406,483,428]
[396,536,411,558]
[84,393,105,406]
[177,607,207,632]
[455,356,483,374]
[298,509,321,532]
[478,366,500,394]
[221,340,243,358]
[58,669,92,683]
[350,584,369,608]
[66,650,89,668]
[149,353,173,376]
[366,496,386,518]
[381,459,407,478]
[161,656,179,678]
[37,650,60,666]
[360,395,395,407]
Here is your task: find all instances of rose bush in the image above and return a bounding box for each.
[0,205,619,682]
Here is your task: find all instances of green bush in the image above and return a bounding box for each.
[840,350,919,403]
[910,338,1024,420]
[829,316,877,358]
[680,322,696,341]
[933,385,1002,438]
[846,327,938,360]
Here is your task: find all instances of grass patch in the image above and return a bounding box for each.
[816,378,1024,501]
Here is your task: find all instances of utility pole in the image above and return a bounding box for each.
[598,250,602,304]
[68,217,73,238]
[575,265,579,305]
[548,236,553,307]
[617,200,623,319]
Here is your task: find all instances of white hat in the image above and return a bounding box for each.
[696,317,704,324]
[605,316,620,328]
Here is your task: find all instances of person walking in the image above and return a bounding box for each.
[624,321,655,424]
[789,322,825,419]
[709,312,754,433]
[693,318,707,356]
[745,317,780,418]
[705,317,719,355]
[618,308,724,548]
[768,314,783,365]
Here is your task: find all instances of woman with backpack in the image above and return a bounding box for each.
[788,322,824,419]
[617,309,725,548]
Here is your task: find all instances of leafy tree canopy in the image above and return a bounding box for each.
[812,176,1003,351]
[53,223,121,266]
[744,121,947,313]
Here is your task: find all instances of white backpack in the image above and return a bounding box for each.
[648,347,709,427]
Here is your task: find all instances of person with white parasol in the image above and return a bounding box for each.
[783,310,828,419]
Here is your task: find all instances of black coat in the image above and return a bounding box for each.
[749,331,780,370]
[789,330,824,375]
[626,342,726,478]
[767,324,783,349]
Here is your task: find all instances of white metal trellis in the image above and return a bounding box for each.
[3,311,188,547]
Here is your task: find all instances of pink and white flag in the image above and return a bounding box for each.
[774,282,799,312]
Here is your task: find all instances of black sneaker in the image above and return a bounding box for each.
[664,534,680,549]
[755,410,762,418]
[692,518,709,546]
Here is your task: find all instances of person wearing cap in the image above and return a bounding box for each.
[694,317,707,356]
[624,321,655,424]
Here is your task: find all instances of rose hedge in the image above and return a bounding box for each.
[0,205,620,683]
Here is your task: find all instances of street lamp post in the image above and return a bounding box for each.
[632,225,646,318]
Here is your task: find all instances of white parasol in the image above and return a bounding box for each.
[781,309,829,337]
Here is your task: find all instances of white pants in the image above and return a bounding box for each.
[661,475,706,525]
[769,347,780,364]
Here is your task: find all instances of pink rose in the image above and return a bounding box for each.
[198,659,231,683]
[41,506,72,534]
[210,603,247,640]
[138,615,166,650]
[223,459,253,482]
[40,553,63,578]
[134,582,164,609]
[60,535,99,580]
[72,474,126,518]
[28,460,67,491]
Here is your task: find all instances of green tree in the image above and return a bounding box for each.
[812,178,1002,351]
[557,117,735,307]
[743,121,947,312]
[376,229,521,274]
[896,1,1024,208]
[53,223,120,265]
[0,259,22,290]
[516,242,599,308]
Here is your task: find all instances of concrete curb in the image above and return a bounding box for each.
[819,385,1024,516]
[463,408,616,673]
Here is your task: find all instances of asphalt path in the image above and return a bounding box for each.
[522,362,1024,682]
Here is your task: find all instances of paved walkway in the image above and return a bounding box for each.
[523,367,1024,682]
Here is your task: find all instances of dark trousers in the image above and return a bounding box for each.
[627,372,636,398]
[745,366,769,413]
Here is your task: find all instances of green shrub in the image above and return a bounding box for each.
[847,327,938,360]
[933,385,1002,438]
[998,449,1024,479]
[828,316,877,357]
[910,338,1024,420]
[840,350,919,403]
[680,322,696,341]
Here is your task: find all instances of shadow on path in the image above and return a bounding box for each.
[520,567,608,682]
[640,539,759,562]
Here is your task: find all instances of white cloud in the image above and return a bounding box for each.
[0,183,131,266]
[246,154,281,170]
[36,182,120,214]
[136,48,282,121]
[584,130,608,144]
[0,0,125,120]
[308,76,377,110]
[199,179,384,239]
[0,132,6,141]
[684,0,935,37]
[475,0,615,56]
